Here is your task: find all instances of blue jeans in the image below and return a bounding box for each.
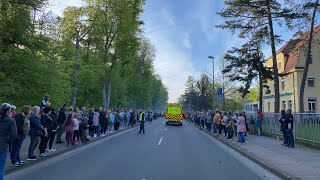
[213,123,219,133]
[0,149,7,180]
[239,132,245,143]
[10,133,26,164]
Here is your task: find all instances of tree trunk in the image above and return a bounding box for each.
[102,68,107,108]
[105,59,115,110]
[267,0,280,113]
[258,62,263,111]
[71,30,80,107]
[299,0,318,113]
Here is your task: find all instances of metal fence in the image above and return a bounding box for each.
[261,113,320,143]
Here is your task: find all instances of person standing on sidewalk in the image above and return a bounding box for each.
[0,103,17,180]
[213,110,221,136]
[279,110,288,146]
[108,111,114,133]
[285,109,294,148]
[138,110,145,134]
[39,107,51,157]
[237,113,246,144]
[10,105,31,167]
[56,104,67,144]
[221,112,228,136]
[28,106,43,161]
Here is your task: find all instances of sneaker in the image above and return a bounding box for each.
[46,148,50,152]
[87,136,91,139]
[101,134,105,137]
[49,148,56,152]
[110,131,113,133]
[11,162,20,167]
[27,156,37,161]
[45,152,49,156]
[40,153,47,157]
[107,131,110,134]
[19,161,24,165]
[93,134,97,138]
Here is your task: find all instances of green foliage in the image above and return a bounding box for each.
[0,0,168,110]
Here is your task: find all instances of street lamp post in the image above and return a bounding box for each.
[208,56,214,110]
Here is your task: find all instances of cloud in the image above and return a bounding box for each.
[47,0,84,16]
[142,8,196,102]
[182,33,192,49]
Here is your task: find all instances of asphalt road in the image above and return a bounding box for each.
[5,119,279,180]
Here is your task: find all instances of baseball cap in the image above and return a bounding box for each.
[0,103,12,111]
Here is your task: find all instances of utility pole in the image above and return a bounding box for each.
[208,56,215,110]
[71,29,80,107]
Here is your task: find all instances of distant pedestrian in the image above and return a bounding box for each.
[279,110,287,146]
[213,110,221,135]
[200,111,205,129]
[108,111,114,133]
[114,110,121,131]
[237,113,246,144]
[138,111,145,134]
[99,109,107,136]
[10,105,31,167]
[64,114,75,147]
[0,103,17,180]
[28,106,43,161]
[249,115,255,135]
[73,113,80,144]
[92,109,100,137]
[40,95,50,109]
[255,115,261,136]
[221,112,228,136]
[39,107,51,157]
[56,104,67,144]
[285,109,294,148]
[226,120,234,140]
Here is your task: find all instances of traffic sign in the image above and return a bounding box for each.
[217,88,223,95]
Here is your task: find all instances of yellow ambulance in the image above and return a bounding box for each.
[165,103,183,126]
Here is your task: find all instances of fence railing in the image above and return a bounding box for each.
[260,113,320,143]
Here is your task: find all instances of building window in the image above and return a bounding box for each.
[308,78,315,87]
[268,102,271,112]
[281,81,285,91]
[288,100,292,110]
[282,101,286,110]
[308,98,316,112]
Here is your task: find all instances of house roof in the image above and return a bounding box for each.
[267,24,320,72]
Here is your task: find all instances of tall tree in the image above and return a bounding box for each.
[217,0,295,112]
[296,0,319,112]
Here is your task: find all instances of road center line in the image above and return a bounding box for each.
[157,137,163,146]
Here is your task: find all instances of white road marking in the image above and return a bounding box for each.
[157,137,163,146]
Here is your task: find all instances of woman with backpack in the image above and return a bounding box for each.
[10,105,31,167]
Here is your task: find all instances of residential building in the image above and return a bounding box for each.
[263,25,320,113]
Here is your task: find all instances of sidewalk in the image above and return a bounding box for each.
[199,127,320,180]
[5,124,138,174]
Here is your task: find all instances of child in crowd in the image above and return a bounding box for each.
[80,118,88,143]
[249,115,256,135]
[64,114,75,147]
[73,113,80,144]
[227,120,234,140]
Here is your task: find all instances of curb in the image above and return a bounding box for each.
[5,124,139,175]
[194,124,297,180]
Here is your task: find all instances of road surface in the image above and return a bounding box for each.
[5,119,278,180]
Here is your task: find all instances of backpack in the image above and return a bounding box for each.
[22,117,31,135]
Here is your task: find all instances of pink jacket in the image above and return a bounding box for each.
[237,116,246,133]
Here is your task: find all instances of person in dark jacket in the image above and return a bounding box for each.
[0,103,17,179]
[47,108,58,151]
[114,110,121,131]
[28,106,43,160]
[10,105,31,167]
[56,104,67,144]
[285,109,294,148]
[39,107,51,157]
[279,110,288,146]
[99,109,107,136]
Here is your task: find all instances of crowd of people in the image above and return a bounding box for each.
[185,108,294,148]
[185,110,263,144]
[0,96,164,180]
